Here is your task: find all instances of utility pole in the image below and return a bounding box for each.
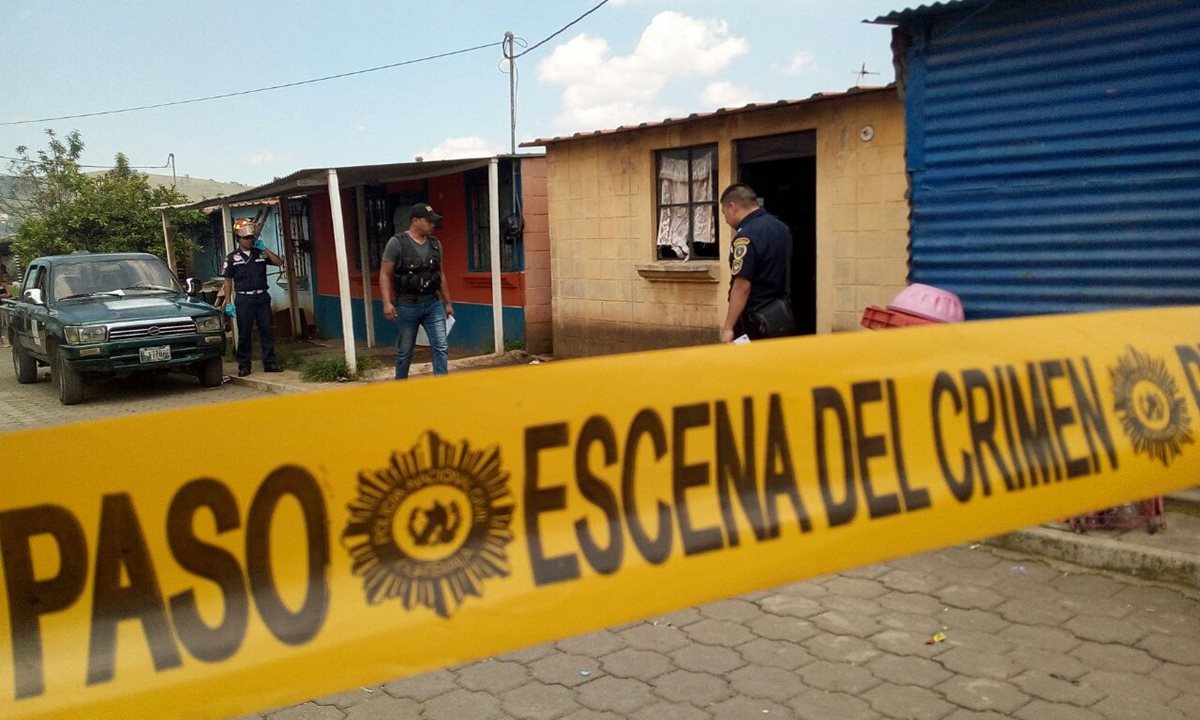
[506,32,516,158]
[505,31,518,218]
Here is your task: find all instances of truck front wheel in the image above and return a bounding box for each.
[53,345,84,405]
[11,338,37,384]
[197,355,223,388]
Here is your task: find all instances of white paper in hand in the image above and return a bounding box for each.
[416,314,455,346]
[733,334,751,344]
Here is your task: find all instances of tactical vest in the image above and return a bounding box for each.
[392,234,442,298]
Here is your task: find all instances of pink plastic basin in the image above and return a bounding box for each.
[887,283,964,323]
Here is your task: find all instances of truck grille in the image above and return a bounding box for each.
[107,319,197,340]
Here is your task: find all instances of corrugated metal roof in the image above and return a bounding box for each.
[872,0,993,24]
[522,86,893,147]
[180,154,542,211]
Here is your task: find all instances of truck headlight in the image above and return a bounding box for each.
[195,316,223,333]
[64,325,108,344]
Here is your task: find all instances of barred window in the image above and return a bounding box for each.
[466,164,522,272]
[655,145,717,261]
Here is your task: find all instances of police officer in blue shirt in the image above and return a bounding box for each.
[221,218,284,376]
[719,183,792,342]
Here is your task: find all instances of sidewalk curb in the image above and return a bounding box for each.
[225,373,311,395]
[987,526,1200,589]
[223,351,538,393]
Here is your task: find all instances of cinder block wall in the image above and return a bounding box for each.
[823,93,910,332]
[545,90,908,358]
[519,157,552,354]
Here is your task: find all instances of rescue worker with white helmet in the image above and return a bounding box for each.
[221,217,284,376]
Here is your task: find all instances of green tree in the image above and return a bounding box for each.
[2,129,208,269]
[0,129,87,222]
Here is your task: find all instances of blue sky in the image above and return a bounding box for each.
[1,1,905,187]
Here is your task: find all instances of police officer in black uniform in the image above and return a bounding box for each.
[719,183,792,342]
[221,218,284,376]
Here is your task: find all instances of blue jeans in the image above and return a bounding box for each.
[394,297,448,379]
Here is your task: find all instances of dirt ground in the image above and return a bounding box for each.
[266,335,551,381]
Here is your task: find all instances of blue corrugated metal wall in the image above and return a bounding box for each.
[901,0,1200,318]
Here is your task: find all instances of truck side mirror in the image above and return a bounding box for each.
[23,288,44,305]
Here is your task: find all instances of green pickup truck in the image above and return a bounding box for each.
[1,252,227,405]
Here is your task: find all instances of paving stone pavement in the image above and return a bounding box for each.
[246,545,1199,720]
[0,346,264,429]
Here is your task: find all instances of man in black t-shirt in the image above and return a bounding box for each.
[379,203,454,379]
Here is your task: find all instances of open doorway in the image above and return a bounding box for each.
[282,197,316,338]
[736,131,816,335]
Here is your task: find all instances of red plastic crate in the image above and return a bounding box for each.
[861,305,938,330]
[1068,497,1166,534]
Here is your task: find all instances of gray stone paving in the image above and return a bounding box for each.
[246,546,1199,720]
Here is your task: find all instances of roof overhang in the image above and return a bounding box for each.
[870,0,993,25]
[522,86,895,147]
[178,154,543,211]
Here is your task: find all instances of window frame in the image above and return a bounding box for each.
[360,187,395,273]
[654,144,719,262]
[356,187,427,273]
[465,163,523,273]
[284,197,311,282]
[23,264,45,297]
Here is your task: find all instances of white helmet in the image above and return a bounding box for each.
[233,218,257,238]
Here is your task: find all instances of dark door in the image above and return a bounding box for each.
[736,132,817,336]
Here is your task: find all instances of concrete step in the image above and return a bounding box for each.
[989,505,1200,590]
[1167,487,1200,516]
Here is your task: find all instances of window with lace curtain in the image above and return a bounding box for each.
[655,145,718,261]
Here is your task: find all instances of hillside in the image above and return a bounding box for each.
[138,173,250,202]
[1,172,249,205]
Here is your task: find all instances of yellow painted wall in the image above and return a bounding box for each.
[544,89,908,357]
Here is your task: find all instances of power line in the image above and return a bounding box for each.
[0,153,172,170]
[1,4,611,128]
[0,42,501,127]
[507,0,610,59]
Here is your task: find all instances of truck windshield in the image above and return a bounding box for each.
[53,258,181,300]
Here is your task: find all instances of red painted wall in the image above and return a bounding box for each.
[311,174,527,307]
[429,173,526,307]
[311,188,370,299]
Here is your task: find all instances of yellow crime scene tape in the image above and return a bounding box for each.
[2,306,1199,719]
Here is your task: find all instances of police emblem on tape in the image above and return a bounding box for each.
[342,431,514,618]
[1110,346,1194,466]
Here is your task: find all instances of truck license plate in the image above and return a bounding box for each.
[139,345,171,363]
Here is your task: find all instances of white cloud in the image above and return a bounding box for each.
[538,11,748,131]
[779,50,816,76]
[700,81,757,109]
[418,136,502,161]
